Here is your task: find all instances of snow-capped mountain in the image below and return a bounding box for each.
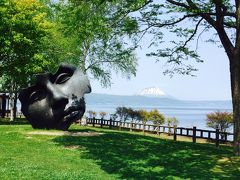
[138,87,167,97]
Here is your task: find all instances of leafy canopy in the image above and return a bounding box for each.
[149,109,165,125]
[97,0,236,76]
[206,111,233,132]
[0,0,55,92]
[54,0,138,87]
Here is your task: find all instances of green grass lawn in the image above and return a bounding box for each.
[0,124,239,180]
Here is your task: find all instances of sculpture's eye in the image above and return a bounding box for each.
[29,90,46,103]
[55,73,71,84]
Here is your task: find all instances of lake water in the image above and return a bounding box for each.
[85,93,233,131]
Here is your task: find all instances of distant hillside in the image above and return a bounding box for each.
[85,93,232,110]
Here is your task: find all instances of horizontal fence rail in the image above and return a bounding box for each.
[85,117,234,147]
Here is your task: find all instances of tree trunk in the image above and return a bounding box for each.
[13,92,17,119]
[1,94,6,118]
[230,53,240,156]
[9,93,14,121]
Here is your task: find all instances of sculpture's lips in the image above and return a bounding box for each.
[63,110,80,122]
[63,104,85,122]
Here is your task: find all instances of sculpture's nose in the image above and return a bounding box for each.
[87,85,91,93]
[52,94,68,109]
[46,83,69,109]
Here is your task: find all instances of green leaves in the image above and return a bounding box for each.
[206,111,233,131]
[0,0,55,92]
[149,109,165,125]
[206,111,233,139]
[55,0,138,87]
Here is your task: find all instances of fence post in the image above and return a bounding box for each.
[174,125,177,141]
[79,118,81,126]
[224,132,227,142]
[130,121,133,132]
[168,127,171,136]
[119,120,122,131]
[157,124,160,136]
[109,118,112,129]
[100,118,103,128]
[216,128,220,147]
[143,121,145,135]
[193,126,196,143]
[93,117,95,127]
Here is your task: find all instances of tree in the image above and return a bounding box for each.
[138,109,149,134]
[206,111,233,139]
[92,111,97,118]
[114,107,129,122]
[0,0,55,79]
[87,110,97,118]
[138,109,149,123]
[99,111,107,119]
[134,109,144,123]
[0,0,55,120]
[149,109,165,125]
[52,0,138,87]
[97,0,240,155]
[166,117,179,135]
[128,108,138,122]
[166,117,179,127]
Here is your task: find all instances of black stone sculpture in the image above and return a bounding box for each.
[18,64,91,130]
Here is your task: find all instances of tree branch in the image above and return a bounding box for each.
[166,0,189,9]
[110,0,153,27]
[214,0,225,27]
[235,0,240,48]
[146,14,199,28]
[181,17,204,49]
[85,60,120,71]
[195,26,210,51]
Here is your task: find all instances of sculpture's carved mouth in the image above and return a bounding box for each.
[62,98,86,123]
[63,109,83,122]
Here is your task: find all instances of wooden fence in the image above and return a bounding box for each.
[86,117,234,147]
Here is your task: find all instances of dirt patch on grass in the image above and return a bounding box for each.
[64,145,83,150]
[27,131,102,137]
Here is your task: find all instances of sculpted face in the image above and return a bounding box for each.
[19,64,91,130]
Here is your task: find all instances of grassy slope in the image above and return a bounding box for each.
[0,125,239,180]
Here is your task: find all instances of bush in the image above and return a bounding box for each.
[114,107,129,121]
[149,109,165,125]
[99,111,107,119]
[87,110,97,118]
[113,107,166,125]
[166,117,179,127]
[138,109,149,123]
[206,111,233,139]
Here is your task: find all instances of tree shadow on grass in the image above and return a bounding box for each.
[53,128,239,179]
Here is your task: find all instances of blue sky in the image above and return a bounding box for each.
[89,38,231,101]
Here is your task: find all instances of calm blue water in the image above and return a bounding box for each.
[85,94,233,131]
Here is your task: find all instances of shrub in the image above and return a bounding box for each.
[149,109,165,125]
[87,110,97,118]
[166,117,179,127]
[114,107,129,121]
[138,109,149,123]
[206,111,233,139]
[99,111,107,119]
[128,108,138,122]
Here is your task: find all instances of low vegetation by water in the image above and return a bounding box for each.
[0,124,239,179]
